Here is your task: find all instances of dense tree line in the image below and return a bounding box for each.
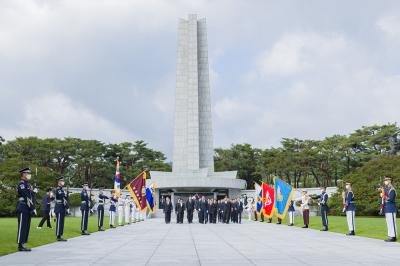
[215,124,399,188]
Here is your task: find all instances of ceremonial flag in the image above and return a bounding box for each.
[255,182,263,214]
[262,182,275,218]
[114,159,121,197]
[146,183,156,214]
[274,177,294,219]
[126,171,147,211]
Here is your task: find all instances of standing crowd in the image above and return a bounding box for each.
[161,195,244,224]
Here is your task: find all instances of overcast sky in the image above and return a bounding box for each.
[1,0,399,160]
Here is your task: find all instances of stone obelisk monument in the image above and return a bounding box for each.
[151,14,246,206]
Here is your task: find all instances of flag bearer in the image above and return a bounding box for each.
[80,182,90,235]
[97,188,109,231]
[343,182,356,236]
[109,192,118,228]
[382,176,397,242]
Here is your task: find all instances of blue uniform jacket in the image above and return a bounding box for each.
[41,194,54,211]
[55,187,68,214]
[384,187,397,214]
[288,200,295,212]
[16,180,35,214]
[345,191,356,211]
[109,197,118,212]
[80,189,90,211]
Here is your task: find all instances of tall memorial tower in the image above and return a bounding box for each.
[151,14,246,205]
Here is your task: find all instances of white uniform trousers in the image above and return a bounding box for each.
[109,211,115,226]
[385,212,397,238]
[117,206,124,225]
[346,211,355,232]
[131,207,136,222]
[124,206,130,224]
[288,211,295,224]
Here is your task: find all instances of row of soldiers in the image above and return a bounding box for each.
[253,177,397,242]
[16,167,146,252]
[162,195,244,224]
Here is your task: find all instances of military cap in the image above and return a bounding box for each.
[19,167,31,174]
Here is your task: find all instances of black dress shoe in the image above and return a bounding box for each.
[98,228,105,231]
[18,245,31,252]
[302,225,308,228]
[384,237,397,242]
[320,227,328,231]
[81,231,90,235]
[57,238,67,241]
[346,231,355,236]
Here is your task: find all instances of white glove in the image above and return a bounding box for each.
[33,209,37,216]
[342,208,346,213]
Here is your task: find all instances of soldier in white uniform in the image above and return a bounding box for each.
[130,197,137,223]
[124,195,131,225]
[117,195,124,226]
[294,190,310,228]
[343,182,356,236]
[382,176,397,242]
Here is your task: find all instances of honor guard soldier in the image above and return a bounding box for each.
[55,176,68,241]
[288,200,295,226]
[313,187,329,231]
[117,195,124,226]
[343,182,356,236]
[124,195,131,225]
[109,192,118,228]
[16,167,36,252]
[382,176,397,242]
[80,183,90,235]
[294,191,310,228]
[97,188,109,231]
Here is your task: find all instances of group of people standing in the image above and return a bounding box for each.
[254,177,397,242]
[15,167,146,252]
[161,195,244,225]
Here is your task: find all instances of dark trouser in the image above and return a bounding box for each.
[212,212,217,223]
[238,212,242,223]
[98,206,104,228]
[38,210,51,228]
[56,211,65,237]
[81,208,89,231]
[199,211,204,223]
[209,213,213,223]
[165,211,171,223]
[321,207,328,228]
[187,211,193,223]
[303,209,309,226]
[224,212,230,224]
[218,211,222,222]
[205,211,208,223]
[17,211,31,244]
[254,211,258,221]
[260,213,264,222]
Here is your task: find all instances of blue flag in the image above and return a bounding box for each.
[255,183,263,213]
[146,183,156,214]
[274,177,293,219]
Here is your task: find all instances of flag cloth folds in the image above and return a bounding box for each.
[146,183,156,214]
[274,177,294,219]
[262,182,275,218]
[255,182,263,214]
[114,159,121,197]
[127,171,147,211]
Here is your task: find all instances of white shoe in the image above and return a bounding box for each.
[36,227,42,229]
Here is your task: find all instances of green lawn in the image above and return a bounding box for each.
[254,214,398,241]
[0,215,119,256]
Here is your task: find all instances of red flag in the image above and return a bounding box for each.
[262,182,275,218]
[126,172,147,211]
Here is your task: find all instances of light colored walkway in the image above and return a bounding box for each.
[1,218,399,265]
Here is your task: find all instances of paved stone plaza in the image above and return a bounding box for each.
[1,218,400,266]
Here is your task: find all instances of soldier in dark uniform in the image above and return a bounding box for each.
[199,196,208,224]
[80,183,90,235]
[382,176,397,242]
[16,167,36,252]
[186,196,195,223]
[97,188,109,231]
[55,176,68,241]
[312,187,329,231]
[163,196,173,224]
[288,200,295,226]
[343,182,356,236]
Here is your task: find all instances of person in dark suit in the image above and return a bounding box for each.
[176,198,185,223]
[199,196,208,224]
[211,199,218,223]
[163,197,173,224]
[186,196,195,223]
[238,198,243,224]
[223,198,231,224]
[37,188,54,229]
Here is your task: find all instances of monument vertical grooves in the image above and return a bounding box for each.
[172,14,214,174]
